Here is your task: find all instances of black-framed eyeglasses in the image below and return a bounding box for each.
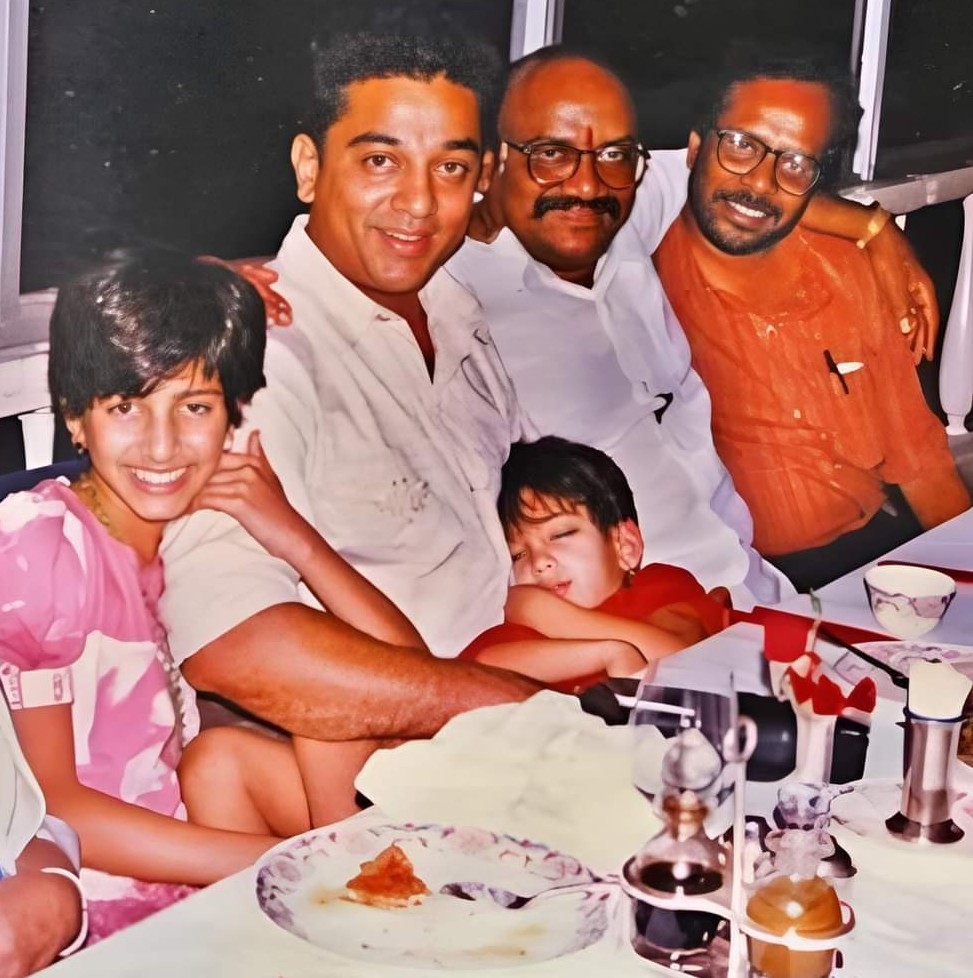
[714,129,821,196]
[502,138,650,189]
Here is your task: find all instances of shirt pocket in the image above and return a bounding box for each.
[313,446,465,573]
[440,350,515,494]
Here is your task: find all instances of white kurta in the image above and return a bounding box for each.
[446,149,788,606]
[161,216,524,659]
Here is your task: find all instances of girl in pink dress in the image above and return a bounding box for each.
[0,249,423,942]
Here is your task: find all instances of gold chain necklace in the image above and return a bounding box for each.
[72,471,115,537]
[71,472,186,747]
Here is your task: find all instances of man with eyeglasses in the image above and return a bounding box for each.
[446,47,788,606]
[653,64,970,590]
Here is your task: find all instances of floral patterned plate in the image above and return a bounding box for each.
[254,821,610,969]
[836,639,973,682]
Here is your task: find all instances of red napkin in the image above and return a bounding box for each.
[741,607,814,663]
[784,657,877,716]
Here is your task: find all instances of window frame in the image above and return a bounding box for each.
[1,0,57,356]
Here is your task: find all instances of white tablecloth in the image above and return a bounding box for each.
[39,628,973,978]
[775,507,973,646]
[41,807,659,978]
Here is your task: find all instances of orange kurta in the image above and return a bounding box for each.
[654,214,969,555]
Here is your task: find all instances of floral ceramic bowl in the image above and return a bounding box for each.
[863,564,956,639]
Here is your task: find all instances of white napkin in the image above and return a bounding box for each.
[908,661,973,719]
[356,691,664,872]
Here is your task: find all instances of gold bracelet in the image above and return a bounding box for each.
[856,204,892,249]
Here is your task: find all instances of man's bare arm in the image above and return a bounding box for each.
[802,197,939,362]
[181,603,540,741]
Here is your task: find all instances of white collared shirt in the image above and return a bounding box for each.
[446,150,786,605]
[161,216,523,658]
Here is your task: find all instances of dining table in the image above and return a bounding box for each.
[774,506,973,647]
[38,514,973,978]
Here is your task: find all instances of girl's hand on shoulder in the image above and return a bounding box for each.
[188,431,313,565]
[199,255,291,327]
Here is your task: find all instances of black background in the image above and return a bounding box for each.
[22,1,972,294]
[6,0,969,471]
[21,0,511,293]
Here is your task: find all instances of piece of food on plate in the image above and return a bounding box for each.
[345,843,432,908]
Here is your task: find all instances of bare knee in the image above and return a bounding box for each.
[178,727,249,806]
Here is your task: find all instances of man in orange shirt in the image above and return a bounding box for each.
[653,60,970,591]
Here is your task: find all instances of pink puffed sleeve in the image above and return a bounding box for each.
[0,488,89,708]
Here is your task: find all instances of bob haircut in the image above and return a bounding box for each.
[498,435,639,534]
[48,248,267,427]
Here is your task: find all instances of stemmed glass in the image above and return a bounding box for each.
[631,678,734,814]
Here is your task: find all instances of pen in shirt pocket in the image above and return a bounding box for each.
[823,349,864,395]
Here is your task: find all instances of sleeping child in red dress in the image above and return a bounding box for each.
[461,436,731,693]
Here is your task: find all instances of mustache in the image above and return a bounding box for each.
[532,195,621,220]
[716,190,782,221]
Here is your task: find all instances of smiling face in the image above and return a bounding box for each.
[506,490,642,608]
[293,73,488,311]
[65,360,230,556]
[495,58,639,286]
[686,78,833,256]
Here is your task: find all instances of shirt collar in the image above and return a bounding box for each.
[485,226,623,298]
[272,215,385,347]
[675,223,831,319]
[274,214,487,375]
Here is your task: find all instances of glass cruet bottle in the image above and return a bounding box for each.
[633,789,727,897]
[628,786,729,961]
[745,829,844,978]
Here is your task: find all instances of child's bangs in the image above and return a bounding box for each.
[506,490,585,532]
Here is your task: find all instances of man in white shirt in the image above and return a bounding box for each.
[446,49,784,606]
[161,34,537,742]
[448,47,938,605]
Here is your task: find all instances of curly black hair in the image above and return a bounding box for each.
[691,44,862,187]
[308,32,503,147]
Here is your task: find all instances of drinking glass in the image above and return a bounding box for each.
[631,679,734,811]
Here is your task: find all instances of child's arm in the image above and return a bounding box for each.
[189,431,426,650]
[292,736,379,827]
[644,588,731,646]
[473,637,647,683]
[12,704,278,885]
[505,585,689,661]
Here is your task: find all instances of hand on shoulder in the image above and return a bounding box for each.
[187,431,313,567]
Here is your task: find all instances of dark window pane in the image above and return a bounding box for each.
[21,0,511,293]
[875,0,973,178]
[560,0,857,150]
